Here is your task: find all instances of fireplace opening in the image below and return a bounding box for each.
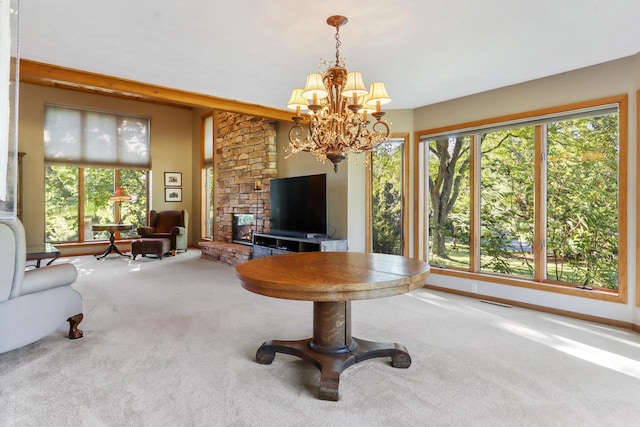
[232,214,255,245]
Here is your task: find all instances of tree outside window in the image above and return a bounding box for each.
[370,140,404,255]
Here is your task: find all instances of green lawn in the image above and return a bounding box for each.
[429,242,616,289]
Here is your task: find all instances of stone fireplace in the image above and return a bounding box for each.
[214,112,277,243]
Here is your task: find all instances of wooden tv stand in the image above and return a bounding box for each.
[252,233,347,258]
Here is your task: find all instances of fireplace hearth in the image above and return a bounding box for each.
[232,214,255,245]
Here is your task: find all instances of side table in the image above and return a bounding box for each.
[26,243,61,268]
[91,223,133,260]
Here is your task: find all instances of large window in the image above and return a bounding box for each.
[202,113,214,239]
[367,135,408,255]
[44,105,150,243]
[420,97,626,295]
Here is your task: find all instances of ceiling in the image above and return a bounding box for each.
[18,0,640,112]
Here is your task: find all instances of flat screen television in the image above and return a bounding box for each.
[269,173,327,238]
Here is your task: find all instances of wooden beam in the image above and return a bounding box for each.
[19,59,294,122]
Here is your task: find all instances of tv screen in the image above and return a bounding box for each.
[269,174,327,238]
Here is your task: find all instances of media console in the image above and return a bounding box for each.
[252,233,347,258]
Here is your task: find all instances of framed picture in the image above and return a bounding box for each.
[164,172,182,187]
[165,188,182,202]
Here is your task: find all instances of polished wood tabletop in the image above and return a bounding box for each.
[236,251,430,302]
[236,251,430,401]
[91,223,133,233]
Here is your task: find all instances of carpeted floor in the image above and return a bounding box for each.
[1,249,639,426]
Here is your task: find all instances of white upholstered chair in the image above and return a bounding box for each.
[0,219,83,354]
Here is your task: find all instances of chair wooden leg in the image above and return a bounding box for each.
[67,313,84,340]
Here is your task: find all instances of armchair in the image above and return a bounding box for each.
[0,219,83,354]
[137,210,188,256]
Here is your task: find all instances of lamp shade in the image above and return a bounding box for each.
[110,187,131,202]
[357,95,376,114]
[302,73,328,100]
[287,88,309,111]
[365,82,391,106]
[342,72,368,98]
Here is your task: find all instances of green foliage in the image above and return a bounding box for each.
[45,166,79,242]
[428,136,471,263]
[480,127,535,278]
[427,113,620,290]
[45,166,148,243]
[371,141,403,255]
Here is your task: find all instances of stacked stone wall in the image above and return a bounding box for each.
[215,112,276,242]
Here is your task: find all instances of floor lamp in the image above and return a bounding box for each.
[110,187,131,224]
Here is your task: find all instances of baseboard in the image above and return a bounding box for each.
[423,284,637,331]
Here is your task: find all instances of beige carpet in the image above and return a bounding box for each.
[1,250,639,426]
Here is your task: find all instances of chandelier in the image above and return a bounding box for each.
[286,15,391,172]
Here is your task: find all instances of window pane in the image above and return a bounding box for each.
[480,127,535,278]
[84,168,115,240]
[205,166,214,239]
[428,136,471,268]
[546,113,619,289]
[119,169,147,238]
[45,165,79,243]
[371,140,403,255]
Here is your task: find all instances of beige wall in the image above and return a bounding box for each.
[275,121,349,240]
[412,54,639,325]
[18,83,195,249]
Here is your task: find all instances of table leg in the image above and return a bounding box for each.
[45,252,60,266]
[255,301,411,401]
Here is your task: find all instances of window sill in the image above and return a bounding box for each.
[429,267,623,304]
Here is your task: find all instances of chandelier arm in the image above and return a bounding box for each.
[288,123,306,149]
[372,120,391,138]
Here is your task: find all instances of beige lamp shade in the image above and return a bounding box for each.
[366,82,391,106]
[357,94,376,114]
[287,88,309,111]
[110,187,131,202]
[342,72,368,98]
[302,73,329,100]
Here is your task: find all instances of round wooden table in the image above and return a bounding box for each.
[236,251,430,401]
[91,223,133,260]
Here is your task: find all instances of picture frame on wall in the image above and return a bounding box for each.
[164,172,182,187]
[165,187,182,202]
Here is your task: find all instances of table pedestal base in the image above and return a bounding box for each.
[257,336,410,401]
[95,231,131,260]
[255,301,411,401]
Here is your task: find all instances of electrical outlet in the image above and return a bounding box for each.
[471,283,478,293]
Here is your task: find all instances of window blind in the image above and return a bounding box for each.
[44,104,151,169]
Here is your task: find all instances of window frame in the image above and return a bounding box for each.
[414,95,628,303]
[44,165,149,243]
[366,133,410,255]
